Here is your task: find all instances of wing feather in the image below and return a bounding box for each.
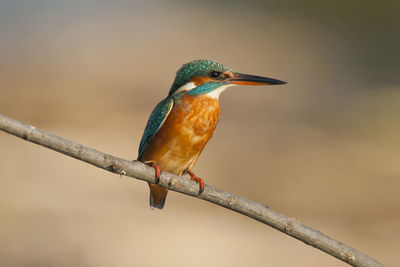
[138,97,174,160]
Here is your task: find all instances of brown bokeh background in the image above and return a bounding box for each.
[1,1,399,266]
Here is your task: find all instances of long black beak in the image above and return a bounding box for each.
[227,72,287,85]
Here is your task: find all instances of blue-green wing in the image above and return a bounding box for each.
[138,97,174,160]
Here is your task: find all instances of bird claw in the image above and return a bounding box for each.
[148,162,161,184]
[186,170,204,195]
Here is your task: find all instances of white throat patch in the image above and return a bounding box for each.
[206,84,237,99]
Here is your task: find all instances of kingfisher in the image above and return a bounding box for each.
[138,59,286,209]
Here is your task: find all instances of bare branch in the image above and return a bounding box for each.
[0,114,385,267]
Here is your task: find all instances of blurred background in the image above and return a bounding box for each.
[0,0,399,266]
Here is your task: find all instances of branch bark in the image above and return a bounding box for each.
[0,114,385,267]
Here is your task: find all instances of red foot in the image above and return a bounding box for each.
[187,170,204,195]
[148,162,161,183]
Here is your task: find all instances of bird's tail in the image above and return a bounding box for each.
[148,183,168,209]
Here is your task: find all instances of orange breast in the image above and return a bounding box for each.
[140,94,220,175]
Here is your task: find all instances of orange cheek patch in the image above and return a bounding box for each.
[190,76,212,86]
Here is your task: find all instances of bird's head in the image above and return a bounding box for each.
[168,59,286,98]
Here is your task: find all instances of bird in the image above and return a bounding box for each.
[138,59,286,209]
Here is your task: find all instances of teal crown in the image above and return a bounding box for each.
[169,59,233,96]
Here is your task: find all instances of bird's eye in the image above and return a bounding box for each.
[209,71,222,79]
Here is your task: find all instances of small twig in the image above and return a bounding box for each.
[0,114,385,267]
